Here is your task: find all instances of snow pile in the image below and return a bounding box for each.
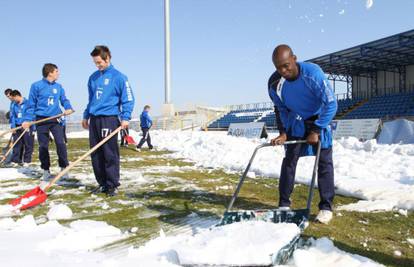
[0,198,384,266]
[292,237,382,267]
[147,131,414,212]
[140,221,299,266]
[121,221,382,267]
[0,204,19,217]
[47,204,73,220]
[0,215,125,266]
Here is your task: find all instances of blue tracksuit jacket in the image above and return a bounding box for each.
[140,111,152,128]
[10,98,34,128]
[25,79,72,121]
[268,62,337,152]
[83,64,134,121]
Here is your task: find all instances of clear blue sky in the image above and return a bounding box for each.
[1,0,413,118]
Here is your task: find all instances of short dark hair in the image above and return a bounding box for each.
[42,63,58,78]
[4,88,12,96]
[90,45,111,60]
[144,105,151,110]
[10,90,21,97]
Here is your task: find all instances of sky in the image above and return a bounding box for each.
[1,0,413,119]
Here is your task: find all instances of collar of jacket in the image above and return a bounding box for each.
[100,64,114,74]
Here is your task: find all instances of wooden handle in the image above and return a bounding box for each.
[44,126,123,191]
[0,111,74,138]
[0,128,29,164]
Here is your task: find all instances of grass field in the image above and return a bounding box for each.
[1,138,413,266]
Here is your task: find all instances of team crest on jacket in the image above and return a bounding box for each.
[104,78,109,85]
[53,88,57,94]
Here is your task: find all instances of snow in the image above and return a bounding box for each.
[47,204,73,220]
[144,131,414,212]
[366,0,374,9]
[0,215,125,266]
[0,129,397,265]
[122,221,300,266]
[118,222,382,267]
[291,238,382,267]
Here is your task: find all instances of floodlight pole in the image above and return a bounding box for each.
[164,0,171,104]
[162,0,175,117]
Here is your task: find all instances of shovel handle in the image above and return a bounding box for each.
[0,111,74,138]
[0,128,29,164]
[225,140,307,212]
[44,126,123,191]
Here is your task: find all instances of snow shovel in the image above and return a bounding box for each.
[0,112,71,138]
[124,134,137,145]
[9,126,123,210]
[216,140,321,266]
[0,128,29,164]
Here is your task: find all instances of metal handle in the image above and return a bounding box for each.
[225,140,307,212]
[306,141,321,215]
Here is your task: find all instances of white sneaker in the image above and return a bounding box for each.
[278,206,291,211]
[22,163,30,168]
[315,210,333,224]
[7,162,19,168]
[135,147,141,152]
[42,170,52,181]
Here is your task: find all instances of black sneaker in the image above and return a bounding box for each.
[91,186,107,194]
[106,187,118,197]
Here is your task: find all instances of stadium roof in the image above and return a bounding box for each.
[307,29,414,77]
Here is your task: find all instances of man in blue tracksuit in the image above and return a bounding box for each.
[136,105,153,151]
[4,88,17,164]
[269,45,337,224]
[82,45,134,197]
[22,63,73,180]
[9,90,34,166]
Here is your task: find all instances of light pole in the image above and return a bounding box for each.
[162,0,175,117]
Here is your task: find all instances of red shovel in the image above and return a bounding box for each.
[124,134,137,145]
[9,126,123,210]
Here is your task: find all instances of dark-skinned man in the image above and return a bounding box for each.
[269,45,337,224]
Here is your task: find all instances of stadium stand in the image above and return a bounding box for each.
[343,92,414,119]
[207,29,414,130]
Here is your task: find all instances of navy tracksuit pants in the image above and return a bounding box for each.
[36,118,69,170]
[11,128,34,164]
[137,128,153,149]
[120,128,129,146]
[89,116,120,189]
[279,137,335,211]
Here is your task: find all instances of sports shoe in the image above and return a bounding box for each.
[90,186,108,194]
[6,162,20,168]
[135,147,141,152]
[106,187,118,197]
[278,206,291,211]
[42,170,52,181]
[315,210,333,224]
[22,163,30,168]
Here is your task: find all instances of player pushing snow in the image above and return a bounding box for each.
[269,45,337,224]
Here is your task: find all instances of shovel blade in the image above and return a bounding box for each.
[124,135,137,145]
[9,186,48,210]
